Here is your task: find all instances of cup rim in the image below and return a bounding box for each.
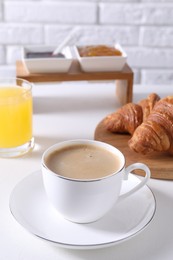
[42,139,125,182]
[0,77,32,97]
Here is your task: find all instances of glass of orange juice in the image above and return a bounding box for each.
[0,78,34,157]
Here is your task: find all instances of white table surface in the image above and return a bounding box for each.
[1,81,173,260]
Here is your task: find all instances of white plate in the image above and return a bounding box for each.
[9,171,156,249]
[74,43,127,72]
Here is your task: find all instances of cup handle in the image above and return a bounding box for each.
[118,163,151,203]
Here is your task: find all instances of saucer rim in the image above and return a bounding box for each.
[9,170,156,250]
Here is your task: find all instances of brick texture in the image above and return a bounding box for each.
[126,47,173,68]
[4,2,97,24]
[0,46,5,64]
[0,3,2,21]
[45,25,139,46]
[0,24,43,44]
[140,27,173,47]
[0,0,173,85]
[142,69,173,84]
[100,3,173,25]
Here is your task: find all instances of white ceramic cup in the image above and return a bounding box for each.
[41,139,151,224]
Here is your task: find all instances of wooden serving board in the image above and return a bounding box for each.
[16,61,133,105]
[94,119,173,180]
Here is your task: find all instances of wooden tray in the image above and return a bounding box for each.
[16,60,133,105]
[94,119,173,180]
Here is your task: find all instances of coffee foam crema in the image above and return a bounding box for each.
[45,144,122,180]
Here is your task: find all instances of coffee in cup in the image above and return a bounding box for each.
[42,139,150,223]
[44,143,122,180]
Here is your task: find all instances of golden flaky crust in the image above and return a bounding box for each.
[138,93,160,121]
[104,93,173,155]
[129,96,173,155]
[104,93,159,135]
[104,103,143,135]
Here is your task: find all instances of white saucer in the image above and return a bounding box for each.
[9,171,156,249]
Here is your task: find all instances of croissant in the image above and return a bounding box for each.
[128,96,173,155]
[104,93,160,135]
[104,103,143,135]
[138,93,160,121]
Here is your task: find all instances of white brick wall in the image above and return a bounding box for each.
[140,27,173,47]
[0,0,173,85]
[100,3,173,25]
[44,25,139,45]
[0,46,5,65]
[4,2,97,23]
[0,24,43,44]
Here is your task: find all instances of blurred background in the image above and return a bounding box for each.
[0,0,173,85]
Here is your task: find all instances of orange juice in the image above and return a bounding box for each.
[0,86,32,148]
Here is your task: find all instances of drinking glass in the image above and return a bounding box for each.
[0,78,34,158]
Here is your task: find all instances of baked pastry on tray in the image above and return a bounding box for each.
[104,93,173,156]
